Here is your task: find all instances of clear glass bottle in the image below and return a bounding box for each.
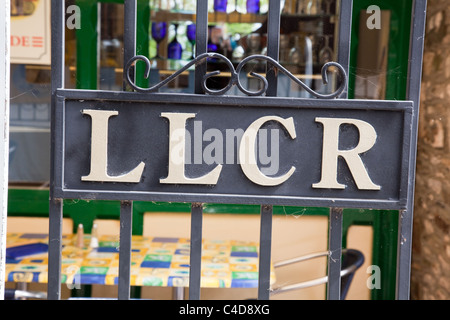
[259,0,269,14]
[289,35,304,66]
[237,0,247,13]
[231,34,245,62]
[282,0,292,14]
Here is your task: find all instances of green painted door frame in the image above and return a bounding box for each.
[75,0,150,89]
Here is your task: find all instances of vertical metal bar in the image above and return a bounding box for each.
[189,203,203,300]
[118,201,133,300]
[397,0,427,300]
[48,0,65,300]
[256,0,280,300]
[258,205,273,300]
[336,0,353,99]
[327,207,343,300]
[265,0,281,96]
[0,0,10,301]
[190,0,207,300]
[123,0,137,91]
[135,0,151,89]
[194,0,208,94]
[48,199,63,300]
[117,1,137,300]
[324,0,352,300]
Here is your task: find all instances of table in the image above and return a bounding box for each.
[5,232,275,298]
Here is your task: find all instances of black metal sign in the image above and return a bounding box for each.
[55,89,412,210]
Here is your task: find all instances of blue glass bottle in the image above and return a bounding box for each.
[168,24,183,60]
[214,0,228,12]
[186,24,196,59]
[246,0,260,14]
[151,22,167,59]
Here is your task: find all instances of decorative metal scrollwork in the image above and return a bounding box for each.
[125,53,347,99]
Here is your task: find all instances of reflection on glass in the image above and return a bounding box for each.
[151,22,167,59]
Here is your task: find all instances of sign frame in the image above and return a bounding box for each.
[54,88,414,210]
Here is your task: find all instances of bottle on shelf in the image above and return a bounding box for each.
[76,224,84,249]
[319,34,333,64]
[279,34,290,63]
[214,0,228,13]
[246,0,260,14]
[151,21,167,59]
[168,24,183,60]
[282,0,293,14]
[289,34,305,73]
[89,223,99,249]
[297,0,322,14]
[230,0,246,14]
[186,23,196,59]
[259,0,269,14]
[246,33,261,56]
[231,34,245,62]
[172,0,184,12]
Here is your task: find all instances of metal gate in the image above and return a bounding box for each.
[48,0,427,300]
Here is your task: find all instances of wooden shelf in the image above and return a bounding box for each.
[150,10,267,24]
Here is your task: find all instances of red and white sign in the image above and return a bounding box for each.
[11,0,51,65]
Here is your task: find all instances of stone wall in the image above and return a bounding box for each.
[412,0,450,300]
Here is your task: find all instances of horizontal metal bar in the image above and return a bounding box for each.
[271,263,358,295]
[54,188,408,211]
[56,89,414,112]
[274,251,330,268]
